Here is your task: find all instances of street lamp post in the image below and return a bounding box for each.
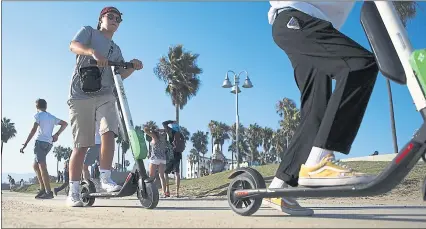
[222,70,253,169]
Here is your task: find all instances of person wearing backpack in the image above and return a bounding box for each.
[162,120,186,198]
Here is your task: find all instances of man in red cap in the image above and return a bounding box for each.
[67,6,143,207]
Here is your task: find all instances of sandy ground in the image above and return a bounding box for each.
[2,191,426,228]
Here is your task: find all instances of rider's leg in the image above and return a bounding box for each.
[299,61,378,187]
[271,8,378,188]
[67,97,96,207]
[97,94,121,192]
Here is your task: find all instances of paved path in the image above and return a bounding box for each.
[2,192,426,228]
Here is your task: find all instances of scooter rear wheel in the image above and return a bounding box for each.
[138,182,159,209]
[227,172,264,216]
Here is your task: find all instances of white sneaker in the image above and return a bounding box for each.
[66,193,83,207]
[100,177,122,192]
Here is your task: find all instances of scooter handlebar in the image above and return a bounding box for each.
[89,59,134,69]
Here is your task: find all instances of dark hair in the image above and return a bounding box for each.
[36,99,47,110]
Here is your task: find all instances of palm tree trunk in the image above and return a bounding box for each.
[175,103,183,179]
[198,156,200,178]
[386,79,399,153]
[211,136,214,155]
[231,150,234,170]
[56,160,59,178]
[1,141,3,155]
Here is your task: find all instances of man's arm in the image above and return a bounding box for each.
[69,26,93,56]
[143,126,158,141]
[70,41,95,56]
[114,47,142,79]
[22,122,39,149]
[54,120,68,137]
[120,68,135,80]
[52,119,68,142]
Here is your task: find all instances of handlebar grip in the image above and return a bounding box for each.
[89,59,134,69]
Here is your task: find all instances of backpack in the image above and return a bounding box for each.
[172,131,186,153]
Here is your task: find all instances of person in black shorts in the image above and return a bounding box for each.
[162,120,184,197]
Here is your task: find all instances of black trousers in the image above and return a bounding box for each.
[272,9,379,187]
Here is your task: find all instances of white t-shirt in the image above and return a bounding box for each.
[95,121,101,145]
[34,111,61,144]
[268,1,355,30]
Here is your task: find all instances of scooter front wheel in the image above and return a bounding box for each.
[227,172,264,216]
[80,180,96,207]
[138,182,159,209]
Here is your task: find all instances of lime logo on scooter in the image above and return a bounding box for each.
[419,52,425,63]
[119,84,127,102]
[410,49,426,95]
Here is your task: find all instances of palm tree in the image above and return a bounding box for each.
[208,121,230,159]
[53,146,64,173]
[262,127,274,163]
[188,148,198,178]
[271,129,286,162]
[208,120,218,157]
[153,44,203,124]
[246,123,263,166]
[63,147,72,161]
[393,1,420,27]
[228,123,249,166]
[190,130,209,177]
[276,98,301,148]
[153,44,202,178]
[1,117,17,154]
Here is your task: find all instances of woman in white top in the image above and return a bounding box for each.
[143,126,168,197]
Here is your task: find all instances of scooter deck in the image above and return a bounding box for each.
[231,124,426,199]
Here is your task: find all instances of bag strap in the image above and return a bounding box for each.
[98,44,114,77]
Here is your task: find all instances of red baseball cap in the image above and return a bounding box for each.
[97,7,122,29]
[99,6,122,18]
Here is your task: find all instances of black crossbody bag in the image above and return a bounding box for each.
[78,44,113,93]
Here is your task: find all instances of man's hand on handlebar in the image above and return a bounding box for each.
[91,49,108,67]
[129,59,143,70]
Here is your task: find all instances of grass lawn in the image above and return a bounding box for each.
[14,161,425,199]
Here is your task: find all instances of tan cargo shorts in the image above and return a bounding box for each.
[68,94,119,148]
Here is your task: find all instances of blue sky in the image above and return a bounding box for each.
[2,2,426,179]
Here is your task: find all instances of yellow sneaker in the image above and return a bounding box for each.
[263,197,314,216]
[298,155,375,187]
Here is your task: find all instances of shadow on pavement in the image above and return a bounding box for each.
[91,205,270,211]
[309,205,426,210]
[254,206,426,223]
[159,198,226,201]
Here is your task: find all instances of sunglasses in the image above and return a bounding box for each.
[105,13,122,23]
